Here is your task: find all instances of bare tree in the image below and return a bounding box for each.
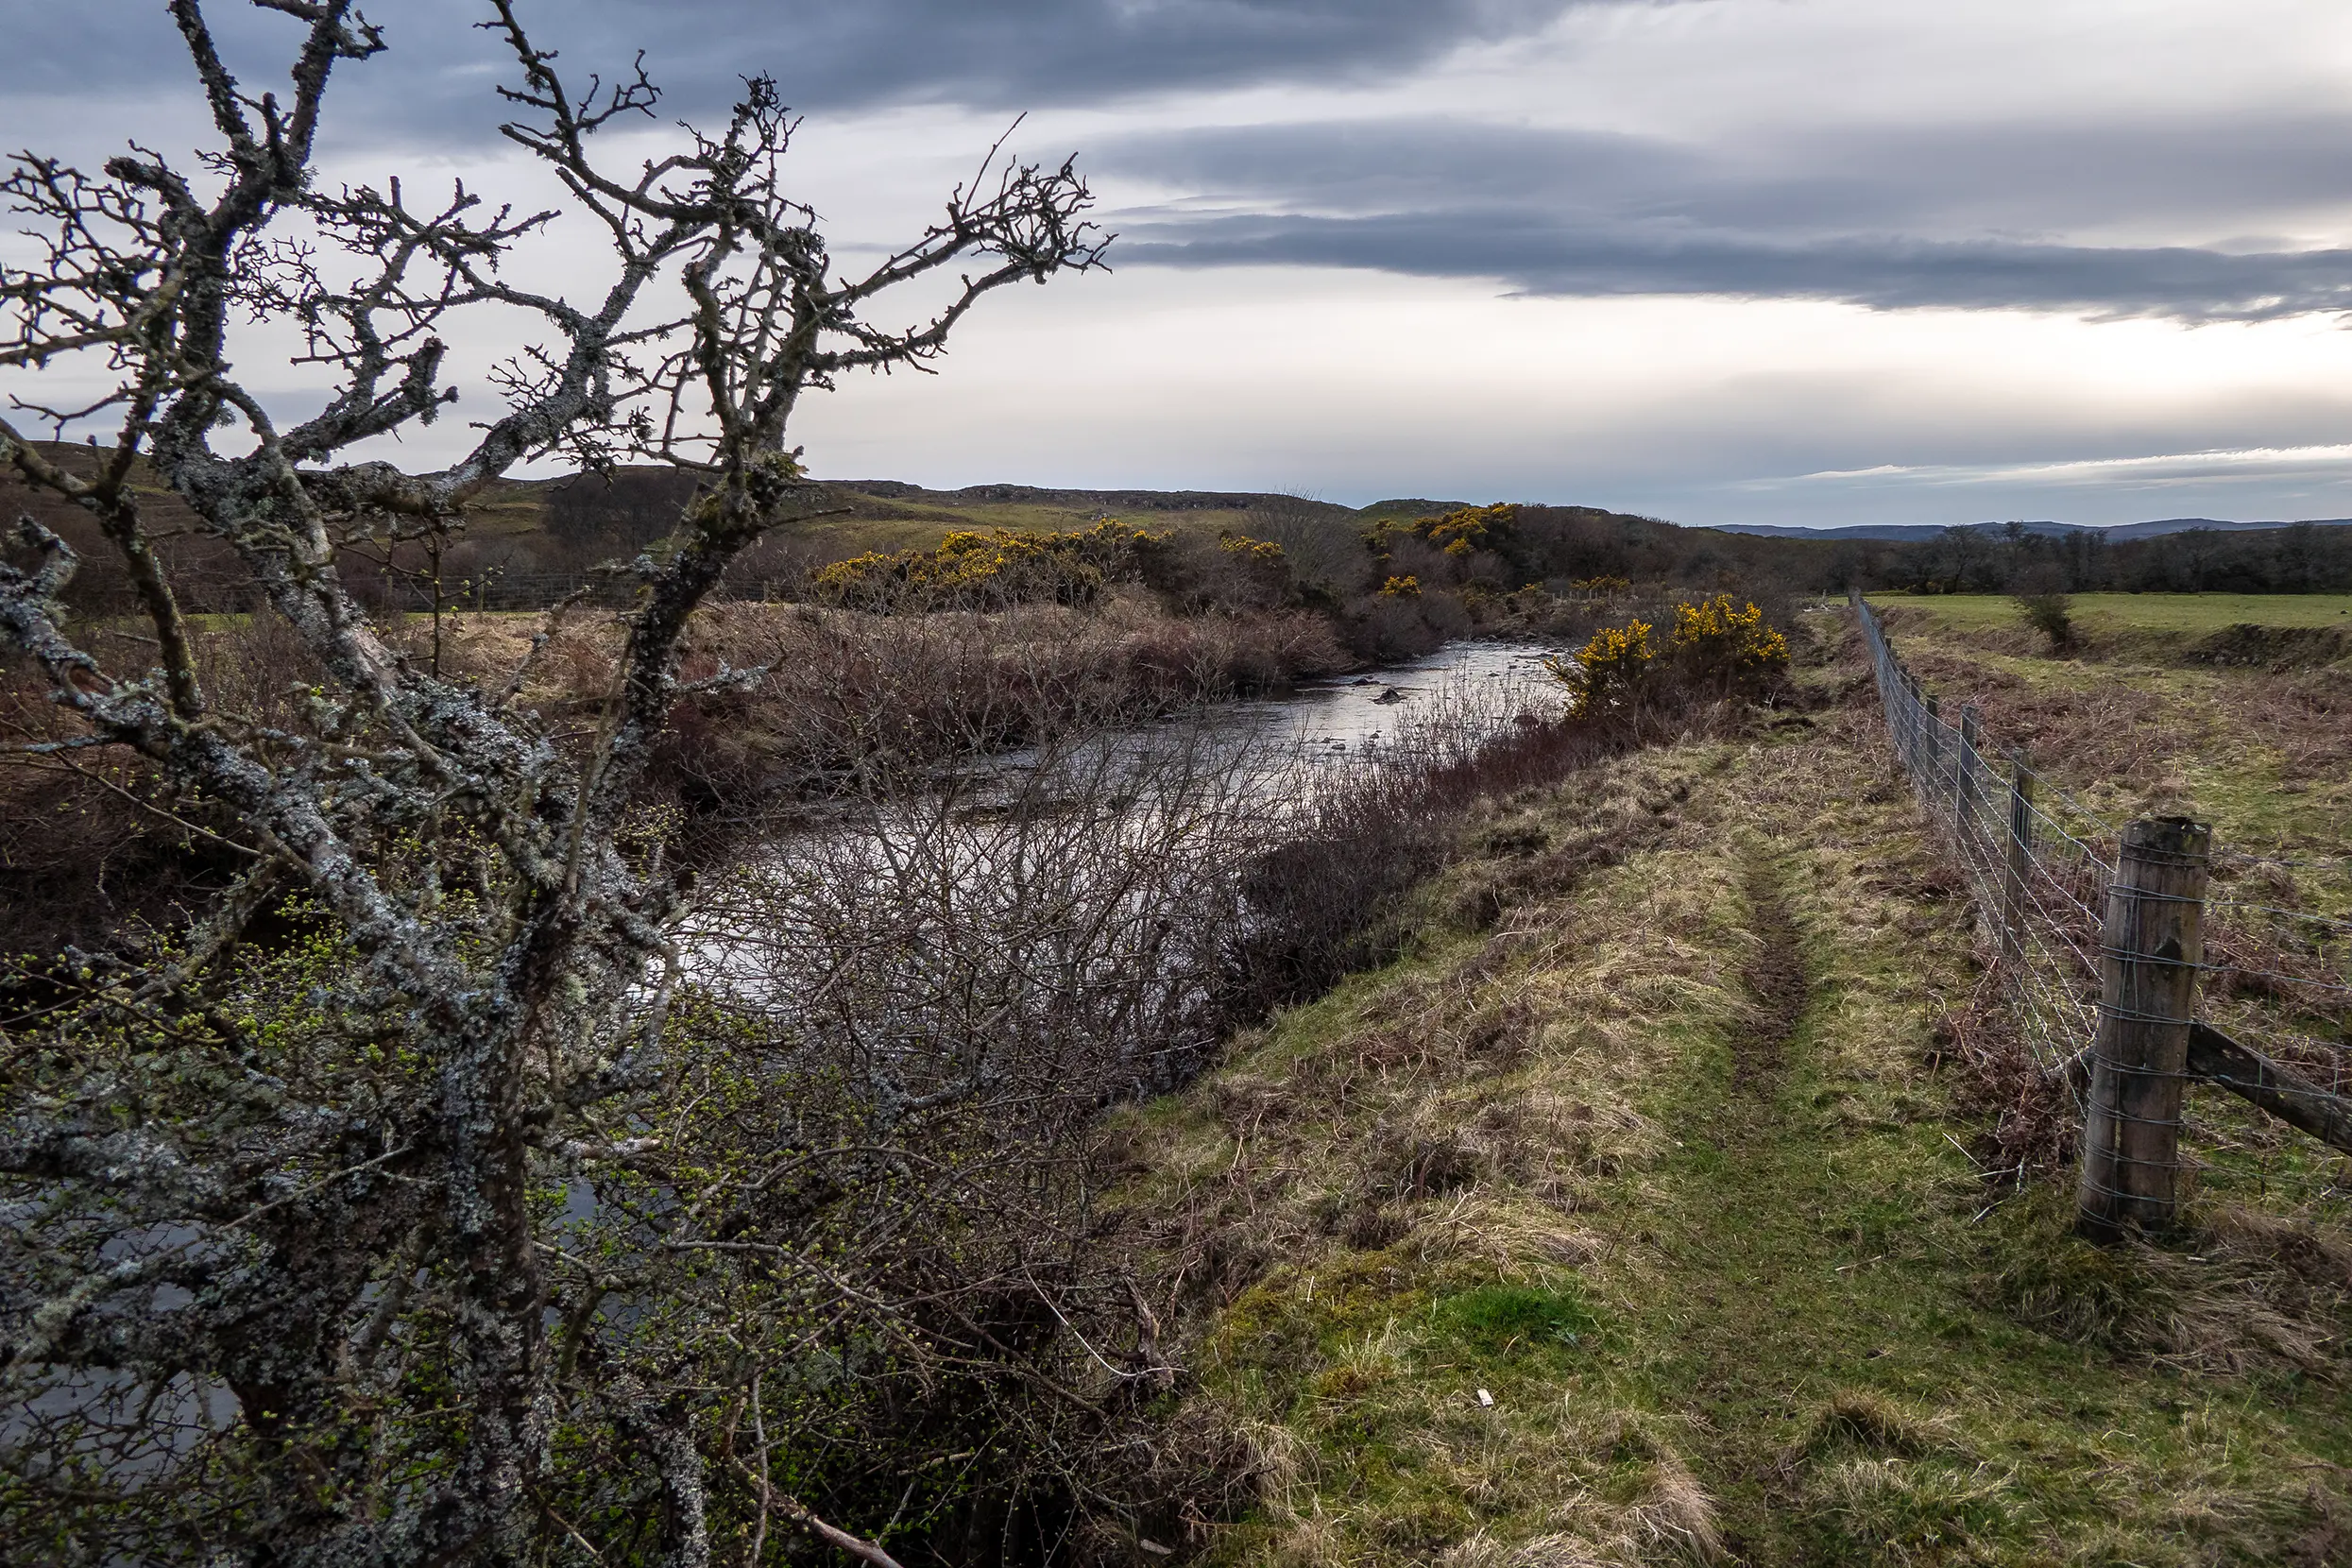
[0,2,1103,1560]
[1240,491,1371,593]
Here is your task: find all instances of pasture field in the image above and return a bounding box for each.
[1864,592,2352,912]
[1872,590,2352,639]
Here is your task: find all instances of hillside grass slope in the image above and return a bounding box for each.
[1103,617,2352,1566]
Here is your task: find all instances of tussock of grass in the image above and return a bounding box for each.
[1796,1390,1954,1462]
[1101,621,2352,1566]
[1987,1187,2352,1375]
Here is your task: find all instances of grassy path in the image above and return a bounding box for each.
[1628,847,1835,1554]
[1607,838,1984,1562]
[1605,827,2352,1564]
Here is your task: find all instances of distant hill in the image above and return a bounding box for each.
[1357,497,1474,520]
[822,479,1360,520]
[1713,517,2352,543]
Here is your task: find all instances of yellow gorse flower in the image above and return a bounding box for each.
[1669,592,1789,672]
[1218,532,1287,563]
[1543,617,1652,716]
[809,518,1170,611]
[1544,593,1785,718]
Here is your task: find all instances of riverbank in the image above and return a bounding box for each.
[1094,614,2352,1566]
[0,593,1359,951]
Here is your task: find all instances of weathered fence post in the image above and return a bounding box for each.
[1890,672,1909,771]
[1955,704,1982,849]
[1922,693,1943,814]
[2076,817,2212,1243]
[1999,751,2034,967]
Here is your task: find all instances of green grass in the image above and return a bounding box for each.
[1434,1284,1602,1356]
[1867,590,2352,638]
[1860,590,2352,915]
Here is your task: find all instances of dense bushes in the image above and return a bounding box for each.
[807,519,1160,610]
[1337,502,1814,660]
[0,596,1352,953]
[1545,593,1791,723]
[1886,520,2352,597]
[803,520,1305,619]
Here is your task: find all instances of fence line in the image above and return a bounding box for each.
[1849,592,2352,1232]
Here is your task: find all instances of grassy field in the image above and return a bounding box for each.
[1868,591,2352,639]
[1859,593,2351,906]
[1104,614,2352,1566]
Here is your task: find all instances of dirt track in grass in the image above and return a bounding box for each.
[1732,853,1808,1092]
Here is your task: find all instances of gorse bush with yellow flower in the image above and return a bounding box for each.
[1544,617,1654,716]
[1218,531,1286,566]
[1544,592,1788,719]
[1366,503,1521,562]
[808,519,1169,611]
[1668,592,1790,689]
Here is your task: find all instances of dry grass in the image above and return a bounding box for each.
[1866,599,2352,880]
[0,593,1353,949]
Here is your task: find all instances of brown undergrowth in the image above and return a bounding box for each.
[1866,603,2352,832]
[0,593,1350,950]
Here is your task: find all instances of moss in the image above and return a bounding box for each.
[1432,1283,1602,1356]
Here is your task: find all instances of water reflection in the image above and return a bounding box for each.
[1207,639,1570,756]
[685,640,1569,999]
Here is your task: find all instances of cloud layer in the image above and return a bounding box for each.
[15,7,2348,325]
[1100,116,2352,321]
[7,1,2352,526]
[0,1,1611,116]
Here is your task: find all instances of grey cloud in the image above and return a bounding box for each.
[1102,115,2352,239]
[0,1,1617,133]
[591,0,1596,111]
[1099,117,2352,320]
[1115,211,2352,320]
[1764,118,2352,238]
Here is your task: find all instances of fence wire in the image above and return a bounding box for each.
[1851,595,2352,1215]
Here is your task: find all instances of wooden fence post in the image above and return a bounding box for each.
[2076,818,2211,1243]
[1956,704,1982,847]
[1999,752,2034,967]
[1922,693,1943,811]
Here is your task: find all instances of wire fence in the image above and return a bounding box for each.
[1851,593,2352,1220]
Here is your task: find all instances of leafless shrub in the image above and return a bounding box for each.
[602,720,1289,1547]
[1230,669,1639,1012]
[0,3,1106,1560]
[1240,492,1372,595]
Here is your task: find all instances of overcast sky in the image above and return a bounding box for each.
[9,0,2352,527]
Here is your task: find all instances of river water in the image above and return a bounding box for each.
[1197,638,1570,758]
[686,638,1572,997]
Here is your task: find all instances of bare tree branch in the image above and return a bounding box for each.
[0,2,1106,1559]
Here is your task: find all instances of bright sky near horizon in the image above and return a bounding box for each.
[9,0,2352,528]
